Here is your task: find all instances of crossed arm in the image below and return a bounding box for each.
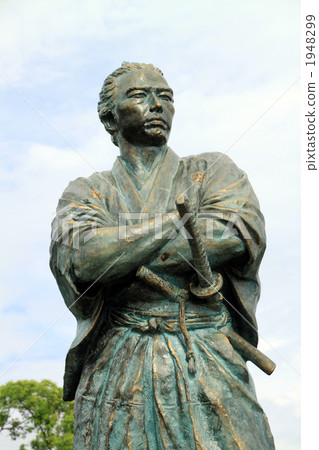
[72,211,246,284]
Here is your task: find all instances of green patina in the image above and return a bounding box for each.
[50,62,275,449]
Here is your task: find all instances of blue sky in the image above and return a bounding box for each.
[0,1,300,448]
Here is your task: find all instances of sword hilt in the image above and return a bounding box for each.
[176,195,223,300]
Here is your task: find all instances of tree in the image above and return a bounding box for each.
[0,379,74,449]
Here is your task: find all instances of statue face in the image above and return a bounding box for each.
[113,69,175,147]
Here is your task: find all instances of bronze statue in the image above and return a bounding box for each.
[50,62,275,449]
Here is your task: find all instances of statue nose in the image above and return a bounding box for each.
[149,92,162,111]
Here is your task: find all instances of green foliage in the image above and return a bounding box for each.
[0,379,74,450]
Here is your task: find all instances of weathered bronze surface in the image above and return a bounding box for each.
[50,62,275,449]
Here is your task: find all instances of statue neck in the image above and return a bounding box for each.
[118,140,168,180]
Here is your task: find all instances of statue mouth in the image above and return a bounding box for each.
[144,118,168,130]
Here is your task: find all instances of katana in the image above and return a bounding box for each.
[175,194,276,375]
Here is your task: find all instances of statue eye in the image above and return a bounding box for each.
[129,91,147,99]
[160,94,174,102]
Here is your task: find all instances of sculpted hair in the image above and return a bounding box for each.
[97,62,163,146]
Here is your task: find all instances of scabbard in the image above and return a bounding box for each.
[221,326,276,375]
[136,266,188,303]
[136,266,276,376]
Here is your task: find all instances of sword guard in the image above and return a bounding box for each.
[189,271,223,301]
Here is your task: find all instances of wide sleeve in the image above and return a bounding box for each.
[199,153,266,346]
[49,173,114,340]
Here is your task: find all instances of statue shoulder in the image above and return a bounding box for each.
[180,151,243,178]
[195,151,240,167]
[59,170,115,202]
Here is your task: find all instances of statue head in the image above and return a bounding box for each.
[98,62,175,147]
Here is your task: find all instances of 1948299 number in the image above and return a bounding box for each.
[306,14,315,66]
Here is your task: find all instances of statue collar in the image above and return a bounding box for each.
[111,147,180,215]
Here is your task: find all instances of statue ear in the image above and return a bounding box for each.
[102,112,117,134]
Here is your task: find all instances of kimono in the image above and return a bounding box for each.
[50,148,275,449]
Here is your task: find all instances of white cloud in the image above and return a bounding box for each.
[0,1,300,448]
[0,0,299,88]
